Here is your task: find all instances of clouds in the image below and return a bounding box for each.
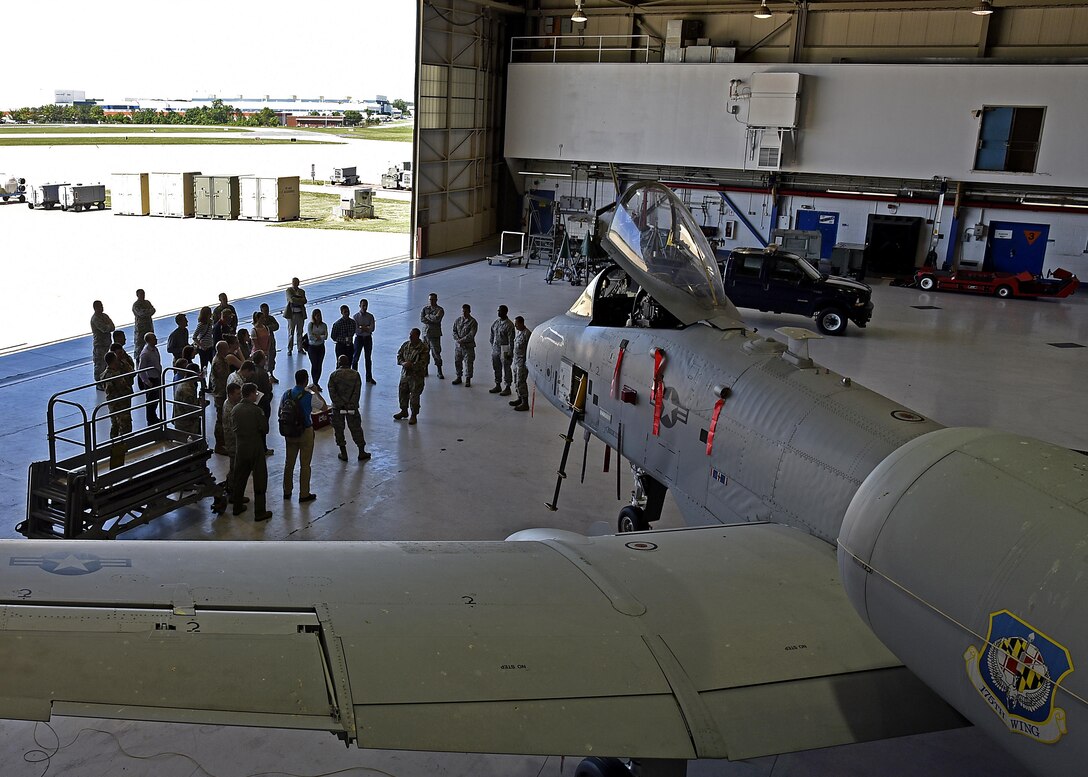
[4,0,416,109]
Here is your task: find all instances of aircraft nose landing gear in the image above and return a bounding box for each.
[575,758,687,777]
[617,467,667,533]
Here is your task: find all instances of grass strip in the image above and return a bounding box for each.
[296,125,413,142]
[272,192,410,233]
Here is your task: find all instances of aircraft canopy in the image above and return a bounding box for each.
[603,183,740,327]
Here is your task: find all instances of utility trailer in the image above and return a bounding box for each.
[380,162,412,190]
[59,183,107,212]
[330,166,360,186]
[26,182,69,210]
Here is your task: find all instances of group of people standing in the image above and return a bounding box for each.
[407,294,533,421]
[88,282,533,523]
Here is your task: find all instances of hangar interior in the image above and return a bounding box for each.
[1,1,1087,776]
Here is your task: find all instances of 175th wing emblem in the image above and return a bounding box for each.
[965,610,1074,743]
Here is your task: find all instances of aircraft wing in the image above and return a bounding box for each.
[0,527,963,761]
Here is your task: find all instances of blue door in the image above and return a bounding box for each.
[795,211,839,260]
[985,221,1049,275]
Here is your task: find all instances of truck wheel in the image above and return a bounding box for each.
[18,195,25,203]
[60,204,68,211]
[74,205,83,213]
[918,275,936,291]
[995,285,1013,299]
[27,203,34,210]
[816,308,848,336]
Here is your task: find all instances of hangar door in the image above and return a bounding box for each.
[415,0,519,257]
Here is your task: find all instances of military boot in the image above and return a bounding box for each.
[489,384,502,393]
[514,401,529,412]
[451,376,462,385]
[338,445,348,462]
[464,378,471,387]
[499,386,511,396]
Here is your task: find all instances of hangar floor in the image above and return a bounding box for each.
[3,249,1084,776]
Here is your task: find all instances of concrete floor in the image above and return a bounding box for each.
[2,250,1085,776]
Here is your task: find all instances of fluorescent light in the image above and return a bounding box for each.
[1022,200,1088,209]
[572,2,587,23]
[972,1,994,15]
[827,189,862,195]
[519,171,572,178]
[754,2,772,19]
[862,191,896,197]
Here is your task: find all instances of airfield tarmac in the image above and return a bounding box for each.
[0,134,411,349]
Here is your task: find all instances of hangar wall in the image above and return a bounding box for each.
[505,62,1088,189]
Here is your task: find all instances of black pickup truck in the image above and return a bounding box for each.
[718,247,874,335]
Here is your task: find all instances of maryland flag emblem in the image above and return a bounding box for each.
[965,610,1074,743]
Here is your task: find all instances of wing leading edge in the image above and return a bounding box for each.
[0,528,963,760]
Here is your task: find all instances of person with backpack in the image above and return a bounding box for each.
[279,368,317,503]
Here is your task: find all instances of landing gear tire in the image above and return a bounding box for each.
[815,307,848,336]
[575,757,630,777]
[918,275,936,291]
[618,505,649,533]
[995,285,1013,299]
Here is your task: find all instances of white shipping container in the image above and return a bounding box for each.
[111,173,150,216]
[239,176,300,222]
[148,172,200,218]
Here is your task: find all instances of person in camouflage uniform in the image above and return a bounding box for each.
[488,304,514,396]
[131,289,156,363]
[419,293,445,379]
[451,304,478,387]
[510,316,532,412]
[171,359,202,438]
[394,328,429,425]
[90,300,115,383]
[101,350,132,468]
[328,355,371,461]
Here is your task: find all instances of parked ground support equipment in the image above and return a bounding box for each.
[914,267,1079,299]
[194,175,240,220]
[59,183,107,212]
[111,173,150,215]
[330,167,360,186]
[337,187,374,220]
[26,183,69,210]
[239,176,300,221]
[19,367,221,540]
[380,162,412,190]
[487,231,527,267]
[149,172,200,218]
[1,174,26,203]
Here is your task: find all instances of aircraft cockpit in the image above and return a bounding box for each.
[588,182,742,328]
[567,263,681,329]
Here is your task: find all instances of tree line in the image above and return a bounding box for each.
[2,98,410,127]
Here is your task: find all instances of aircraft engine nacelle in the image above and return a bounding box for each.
[838,427,1088,774]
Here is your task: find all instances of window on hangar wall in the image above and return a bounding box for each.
[974,106,1045,173]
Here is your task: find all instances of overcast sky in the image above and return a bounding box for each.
[3,1,417,109]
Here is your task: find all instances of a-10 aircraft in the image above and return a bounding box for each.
[0,183,1082,777]
[527,183,1086,776]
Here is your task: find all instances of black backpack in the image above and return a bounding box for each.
[278,388,305,437]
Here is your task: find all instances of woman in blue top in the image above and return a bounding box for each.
[306,308,329,388]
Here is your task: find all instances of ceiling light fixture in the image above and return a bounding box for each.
[754,2,773,19]
[572,2,587,23]
[972,1,994,16]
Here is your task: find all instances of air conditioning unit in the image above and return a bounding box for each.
[746,128,788,171]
